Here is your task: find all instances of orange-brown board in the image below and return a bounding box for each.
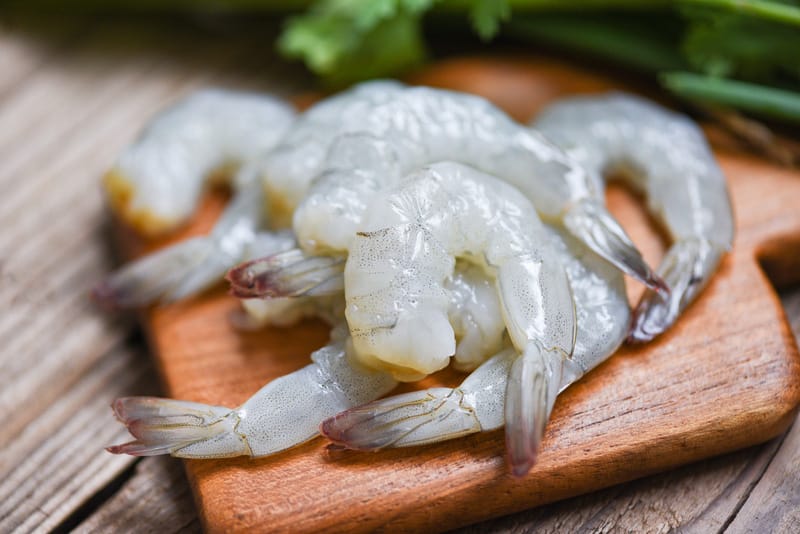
[119,57,800,533]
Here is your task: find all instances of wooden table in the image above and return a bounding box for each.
[2,13,799,533]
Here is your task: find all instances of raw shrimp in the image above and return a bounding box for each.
[106,324,397,458]
[100,83,661,307]
[335,161,576,475]
[277,84,664,291]
[105,89,294,236]
[93,90,295,306]
[532,93,734,341]
[321,222,629,477]
[261,80,405,226]
[94,82,409,306]
[106,264,508,458]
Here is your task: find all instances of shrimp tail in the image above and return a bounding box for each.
[563,199,668,294]
[226,248,344,299]
[629,238,726,343]
[105,397,250,458]
[505,342,564,478]
[320,387,482,451]
[92,237,226,308]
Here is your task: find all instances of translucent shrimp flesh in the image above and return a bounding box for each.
[105,262,509,459]
[320,223,629,477]
[335,161,576,475]
[532,93,734,341]
[95,83,407,307]
[105,89,295,236]
[276,84,664,291]
[93,90,296,306]
[106,327,397,458]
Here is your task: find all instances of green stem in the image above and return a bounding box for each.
[661,72,800,123]
[2,0,313,12]
[505,15,685,74]
[442,0,670,10]
[678,0,800,27]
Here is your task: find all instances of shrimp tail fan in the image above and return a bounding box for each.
[504,341,564,477]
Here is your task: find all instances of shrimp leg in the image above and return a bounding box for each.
[320,345,557,477]
[321,348,515,453]
[533,93,734,341]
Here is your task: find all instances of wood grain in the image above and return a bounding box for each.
[74,456,200,534]
[111,56,800,533]
[0,16,301,533]
[0,344,154,533]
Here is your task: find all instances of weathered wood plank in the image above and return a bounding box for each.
[0,16,303,455]
[722,292,800,534]
[0,343,155,534]
[0,14,87,101]
[723,440,800,534]
[0,17,303,534]
[74,457,201,534]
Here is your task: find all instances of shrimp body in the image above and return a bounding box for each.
[287,84,662,291]
[340,161,576,474]
[94,90,296,306]
[532,93,734,341]
[344,161,575,379]
[107,89,295,236]
[262,81,405,226]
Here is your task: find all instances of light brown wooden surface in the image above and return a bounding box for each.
[2,12,800,534]
[130,58,800,532]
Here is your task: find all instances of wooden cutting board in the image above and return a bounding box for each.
[119,56,800,533]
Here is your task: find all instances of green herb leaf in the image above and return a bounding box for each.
[469,0,511,40]
[681,2,800,82]
[278,0,436,85]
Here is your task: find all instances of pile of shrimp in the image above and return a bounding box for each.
[96,83,733,477]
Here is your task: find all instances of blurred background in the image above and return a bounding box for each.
[1,2,799,533]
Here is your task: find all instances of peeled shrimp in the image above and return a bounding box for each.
[95,82,411,306]
[320,223,629,476]
[334,161,576,475]
[532,93,734,341]
[105,89,294,236]
[106,324,397,458]
[93,90,295,306]
[279,84,663,291]
[261,80,405,226]
[106,263,508,458]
